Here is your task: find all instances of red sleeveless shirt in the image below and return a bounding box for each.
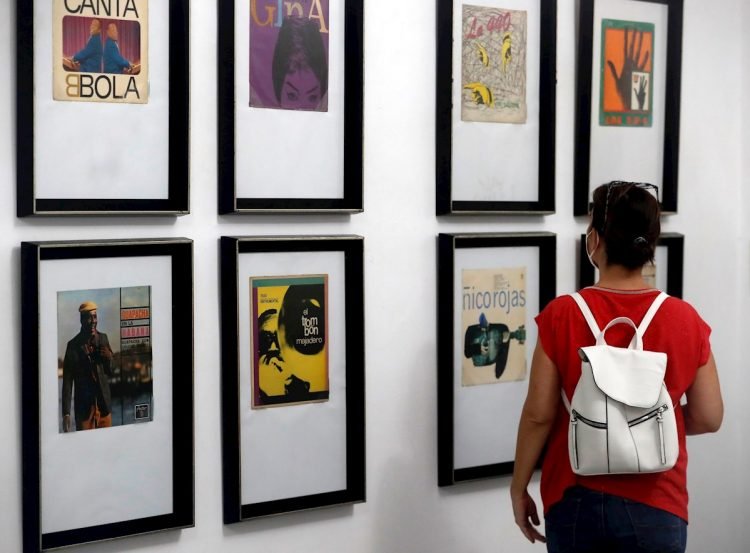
[535,287,711,522]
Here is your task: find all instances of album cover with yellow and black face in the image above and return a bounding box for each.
[250,275,329,408]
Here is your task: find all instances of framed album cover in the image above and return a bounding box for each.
[574,0,683,215]
[218,0,364,213]
[436,0,557,214]
[437,232,556,485]
[16,0,189,216]
[21,239,194,552]
[220,235,365,521]
[578,232,684,296]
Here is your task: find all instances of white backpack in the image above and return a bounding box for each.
[562,292,678,475]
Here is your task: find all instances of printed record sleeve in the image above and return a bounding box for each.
[53,0,149,104]
[250,275,329,408]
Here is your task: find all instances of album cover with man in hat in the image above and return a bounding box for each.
[57,286,154,433]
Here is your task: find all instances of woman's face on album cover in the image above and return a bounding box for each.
[279,67,322,110]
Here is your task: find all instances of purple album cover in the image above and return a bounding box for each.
[249,0,330,112]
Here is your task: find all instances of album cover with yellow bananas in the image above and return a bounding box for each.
[461,5,527,124]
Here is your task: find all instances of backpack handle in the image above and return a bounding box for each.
[597,316,642,350]
[570,291,669,345]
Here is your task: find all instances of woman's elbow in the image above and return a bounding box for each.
[687,422,722,435]
[521,403,557,428]
[684,406,723,435]
[684,353,723,435]
[703,410,724,433]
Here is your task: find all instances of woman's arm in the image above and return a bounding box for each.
[683,352,723,435]
[510,339,561,544]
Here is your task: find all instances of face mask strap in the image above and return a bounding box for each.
[585,229,599,270]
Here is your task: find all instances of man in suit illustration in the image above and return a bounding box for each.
[62,301,115,432]
[64,18,103,73]
[103,22,136,74]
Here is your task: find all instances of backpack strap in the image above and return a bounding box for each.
[560,389,571,414]
[637,292,669,336]
[571,291,669,340]
[563,293,599,414]
[562,291,669,413]
[569,292,601,339]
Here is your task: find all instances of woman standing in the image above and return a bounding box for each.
[510,182,723,552]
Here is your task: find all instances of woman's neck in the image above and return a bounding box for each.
[595,263,651,290]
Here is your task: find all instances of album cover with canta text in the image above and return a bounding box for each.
[53,0,149,104]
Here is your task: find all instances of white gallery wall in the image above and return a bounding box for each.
[739,0,750,538]
[0,0,747,551]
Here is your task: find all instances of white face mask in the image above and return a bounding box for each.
[585,229,599,270]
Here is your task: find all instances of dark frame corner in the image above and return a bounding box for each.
[217,0,364,214]
[16,1,190,216]
[436,232,556,485]
[21,239,194,552]
[220,235,365,521]
[436,0,557,215]
[574,0,683,216]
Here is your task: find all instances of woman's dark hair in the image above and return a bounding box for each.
[271,16,328,102]
[590,182,660,270]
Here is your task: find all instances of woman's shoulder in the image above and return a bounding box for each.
[660,294,709,325]
[581,288,709,327]
[541,293,577,310]
[536,293,578,322]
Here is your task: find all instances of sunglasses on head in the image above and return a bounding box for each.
[603,181,659,227]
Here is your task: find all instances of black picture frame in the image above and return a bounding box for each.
[217,1,364,213]
[578,232,684,296]
[220,235,365,521]
[16,1,190,216]
[574,0,683,216]
[437,232,556,485]
[436,0,557,215]
[21,238,194,552]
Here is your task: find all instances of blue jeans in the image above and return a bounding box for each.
[545,486,687,553]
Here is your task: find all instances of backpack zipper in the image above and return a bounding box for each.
[658,409,666,464]
[572,406,670,468]
[627,404,668,427]
[571,410,607,429]
[628,404,669,465]
[571,417,578,469]
[571,410,607,470]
